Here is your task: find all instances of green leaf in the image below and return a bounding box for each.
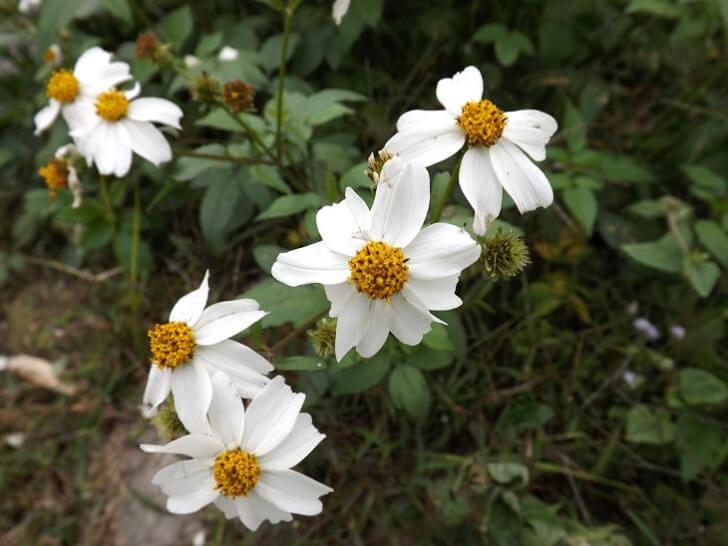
[256,193,323,221]
[252,244,282,274]
[679,368,728,405]
[682,257,719,297]
[101,0,133,23]
[250,165,292,194]
[275,356,326,371]
[626,0,682,18]
[331,352,391,395]
[409,345,454,370]
[422,323,454,352]
[388,365,431,422]
[622,233,683,273]
[563,186,597,236]
[196,109,247,132]
[472,23,507,43]
[677,414,723,481]
[563,100,587,152]
[683,165,727,200]
[695,220,728,268]
[495,32,523,66]
[626,405,675,445]
[38,0,89,50]
[199,177,242,252]
[157,5,194,46]
[242,279,328,328]
[487,462,529,486]
[174,145,229,181]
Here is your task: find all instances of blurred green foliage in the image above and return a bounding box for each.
[1,0,727,544]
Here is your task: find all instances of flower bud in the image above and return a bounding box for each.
[152,398,188,441]
[190,73,221,105]
[365,149,393,185]
[308,318,336,358]
[482,231,530,279]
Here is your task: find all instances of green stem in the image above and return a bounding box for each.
[276,4,294,160]
[430,159,461,222]
[98,175,115,226]
[174,149,275,165]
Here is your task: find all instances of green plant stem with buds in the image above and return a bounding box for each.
[430,159,461,222]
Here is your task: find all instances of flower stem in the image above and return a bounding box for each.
[430,159,461,222]
[98,175,115,226]
[275,3,294,160]
[130,182,141,284]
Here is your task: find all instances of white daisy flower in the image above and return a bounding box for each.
[218,46,239,62]
[71,81,183,177]
[142,271,273,433]
[385,65,558,235]
[332,0,351,25]
[142,374,332,531]
[272,157,481,361]
[34,46,132,136]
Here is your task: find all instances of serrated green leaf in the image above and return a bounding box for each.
[695,220,728,268]
[157,5,193,46]
[683,257,719,297]
[563,186,597,236]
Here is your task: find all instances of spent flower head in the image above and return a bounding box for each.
[222,80,254,113]
[309,318,337,358]
[482,231,530,279]
[191,73,221,105]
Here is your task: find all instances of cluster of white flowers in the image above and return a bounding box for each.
[141,272,332,530]
[34,46,182,178]
[273,65,557,361]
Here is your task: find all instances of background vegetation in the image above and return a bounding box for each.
[1,0,727,544]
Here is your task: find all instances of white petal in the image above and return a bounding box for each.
[316,199,367,256]
[395,109,457,133]
[242,377,304,456]
[459,147,502,235]
[61,99,96,140]
[171,361,213,436]
[502,109,558,161]
[369,159,429,247]
[214,496,239,520]
[81,63,133,96]
[73,47,112,80]
[167,479,218,514]
[94,122,131,177]
[404,276,462,311]
[123,119,172,167]
[127,97,183,129]
[141,365,172,416]
[324,282,356,318]
[194,309,266,346]
[196,338,272,377]
[400,286,447,326]
[272,242,350,286]
[405,223,481,280]
[332,0,351,24]
[344,187,371,234]
[385,126,465,168]
[236,492,292,530]
[489,140,554,213]
[256,470,332,516]
[208,372,245,447]
[123,81,141,100]
[258,413,325,470]
[152,459,213,497]
[388,296,433,345]
[355,301,391,357]
[436,65,484,115]
[334,291,371,361]
[196,347,269,400]
[169,270,209,325]
[33,100,61,135]
[140,434,223,458]
[194,298,259,328]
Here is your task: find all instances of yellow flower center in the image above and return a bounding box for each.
[95,90,129,122]
[43,47,58,64]
[213,449,261,498]
[38,159,69,191]
[349,241,409,301]
[46,69,79,103]
[148,322,195,369]
[457,99,507,147]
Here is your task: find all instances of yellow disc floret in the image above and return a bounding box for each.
[349,241,409,302]
[95,90,129,122]
[457,99,506,147]
[148,322,195,369]
[46,69,79,103]
[213,449,261,498]
[38,159,69,191]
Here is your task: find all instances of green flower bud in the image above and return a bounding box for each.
[482,231,530,279]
